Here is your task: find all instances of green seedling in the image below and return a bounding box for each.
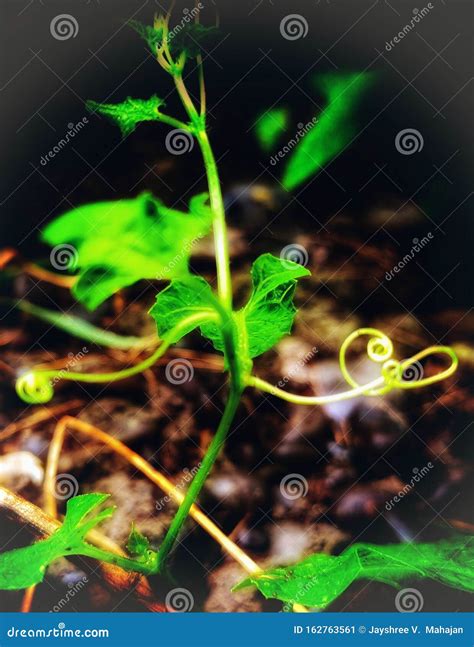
[2,12,462,606]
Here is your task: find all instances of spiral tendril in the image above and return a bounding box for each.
[16,371,54,404]
[338,327,458,396]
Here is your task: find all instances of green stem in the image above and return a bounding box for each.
[156,381,242,571]
[173,73,232,310]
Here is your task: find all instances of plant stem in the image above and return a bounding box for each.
[173,73,232,310]
[156,382,242,571]
[196,128,233,310]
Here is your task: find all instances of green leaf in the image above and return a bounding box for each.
[42,192,212,310]
[236,538,474,609]
[0,494,113,590]
[242,253,310,358]
[254,107,288,152]
[87,96,165,137]
[126,523,150,558]
[282,72,374,190]
[149,275,218,344]
[150,254,309,361]
[130,20,219,58]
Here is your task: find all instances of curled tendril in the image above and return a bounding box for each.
[16,371,54,404]
[339,327,459,396]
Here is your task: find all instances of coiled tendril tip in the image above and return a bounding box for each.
[15,371,54,405]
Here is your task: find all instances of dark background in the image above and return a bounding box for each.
[0,0,473,309]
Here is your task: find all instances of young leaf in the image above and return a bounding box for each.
[149,275,218,344]
[130,19,219,58]
[0,494,113,590]
[282,72,374,190]
[242,253,310,358]
[86,96,165,137]
[254,107,288,152]
[126,523,150,558]
[235,538,474,609]
[42,192,212,310]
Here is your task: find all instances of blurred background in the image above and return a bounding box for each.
[0,0,473,613]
